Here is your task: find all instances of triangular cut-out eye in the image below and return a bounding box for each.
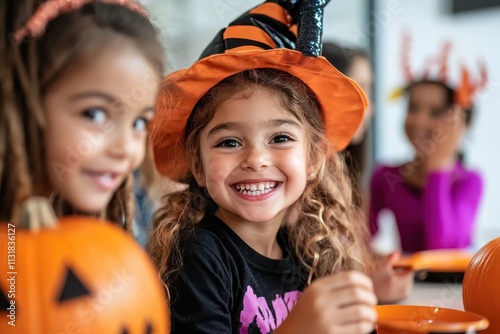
[145,323,153,334]
[57,266,91,303]
[0,288,10,310]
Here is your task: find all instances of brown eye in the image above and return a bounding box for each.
[216,138,240,148]
[271,133,293,144]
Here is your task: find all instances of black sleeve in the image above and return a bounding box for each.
[169,239,233,334]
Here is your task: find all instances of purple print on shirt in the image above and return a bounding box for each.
[239,286,301,334]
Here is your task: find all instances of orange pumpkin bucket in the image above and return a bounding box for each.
[463,237,500,334]
[0,197,170,333]
[376,305,489,334]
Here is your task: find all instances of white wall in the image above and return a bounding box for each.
[374,0,500,249]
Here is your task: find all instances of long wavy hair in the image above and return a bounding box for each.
[148,68,369,291]
[1,1,164,227]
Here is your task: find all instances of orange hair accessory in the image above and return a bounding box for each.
[394,32,488,109]
[14,0,148,42]
[400,33,453,83]
[455,62,488,109]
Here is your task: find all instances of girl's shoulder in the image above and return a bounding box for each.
[175,217,238,279]
[178,216,228,252]
[455,162,482,178]
[453,162,483,187]
[372,163,401,176]
[370,163,404,185]
[178,214,246,266]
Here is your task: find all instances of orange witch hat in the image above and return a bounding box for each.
[150,0,368,181]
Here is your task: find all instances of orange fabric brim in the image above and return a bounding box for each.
[150,48,367,180]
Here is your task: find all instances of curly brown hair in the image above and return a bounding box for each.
[148,68,369,293]
[1,0,165,226]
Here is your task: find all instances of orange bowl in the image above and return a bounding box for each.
[376,305,489,334]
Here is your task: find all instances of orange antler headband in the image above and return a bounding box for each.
[455,61,488,109]
[14,0,148,43]
[399,33,488,109]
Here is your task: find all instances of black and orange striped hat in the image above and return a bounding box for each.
[151,0,368,180]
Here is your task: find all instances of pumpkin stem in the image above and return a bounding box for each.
[20,197,57,230]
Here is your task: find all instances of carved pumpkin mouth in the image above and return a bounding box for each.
[120,322,154,334]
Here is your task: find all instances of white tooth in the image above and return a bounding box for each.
[270,182,276,188]
[235,184,240,190]
[245,184,251,190]
[258,183,265,191]
[250,184,257,191]
[251,191,256,196]
[256,191,261,196]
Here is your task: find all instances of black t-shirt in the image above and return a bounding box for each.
[168,214,307,334]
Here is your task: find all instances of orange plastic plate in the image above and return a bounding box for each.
[376,305,489,333]
[393,249,473,272]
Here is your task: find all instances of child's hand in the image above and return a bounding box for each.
[275,271,377,334]
[369,251,414,304]
[426,104,467,171]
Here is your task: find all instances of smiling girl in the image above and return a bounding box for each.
[369,79,483,253]
[148,1,377,333]
[369,35,486,253]
[1,0,164,227]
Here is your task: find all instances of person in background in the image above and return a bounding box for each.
[133,148,186,246]
[323,41,414,304]
[322,41,373,204]
[369,38,485,253]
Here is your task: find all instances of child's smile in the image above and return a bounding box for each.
[196,87,313,226]
[82,169,125,192]
[232,180,281,200]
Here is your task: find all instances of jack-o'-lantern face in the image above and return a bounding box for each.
[0,216,169,333]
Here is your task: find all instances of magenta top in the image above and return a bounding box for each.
[369,162,483,253]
